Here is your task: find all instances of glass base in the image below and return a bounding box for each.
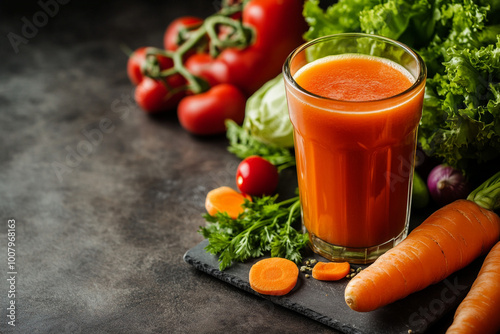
[306,227,408,264]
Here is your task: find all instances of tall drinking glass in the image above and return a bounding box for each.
[283,33,426,263]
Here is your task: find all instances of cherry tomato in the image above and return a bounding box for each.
[236,156,279,196]
[127,47,172,85]
[177,84,246,135]
[164,16,203,51]
[134,77,185,113]
[185,53,230,87]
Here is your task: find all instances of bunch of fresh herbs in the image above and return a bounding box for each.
[199,194,308,271]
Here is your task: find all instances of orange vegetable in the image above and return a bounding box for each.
[205,186,250,219]
[446,241,500,334]
[345,199,500,312]
[312,262,350,281]
[249,257,299,296]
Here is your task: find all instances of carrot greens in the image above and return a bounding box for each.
[199,194,307,271]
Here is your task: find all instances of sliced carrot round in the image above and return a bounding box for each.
[249,257,299,296]
[205,186,250,219]
[312,261,350,281]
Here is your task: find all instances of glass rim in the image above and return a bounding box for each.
[282,33,427,105]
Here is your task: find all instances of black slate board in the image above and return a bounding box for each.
[184,237,484,334]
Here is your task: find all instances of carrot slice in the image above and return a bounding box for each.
[205,186,250,219]
[249,257,299,296]
[312,262,350,281]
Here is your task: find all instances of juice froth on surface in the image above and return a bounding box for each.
[294,54,415,102]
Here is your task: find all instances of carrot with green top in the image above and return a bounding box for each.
[345,171,500,312]
[446,241,500,334]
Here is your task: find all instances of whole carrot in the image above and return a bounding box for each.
[446,241,500,334]
[345,171,500,312]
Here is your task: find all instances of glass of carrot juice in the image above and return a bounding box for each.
[283,33,426,263]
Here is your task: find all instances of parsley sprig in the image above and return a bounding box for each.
[199,194,308,271]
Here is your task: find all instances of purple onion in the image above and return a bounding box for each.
[427,165,470,206]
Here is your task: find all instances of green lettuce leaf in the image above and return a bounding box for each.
[418,0,493,75]
[360,0,433,47]
[419,37,500,171]
[303,0,375,40]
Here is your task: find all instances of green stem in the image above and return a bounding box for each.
[141,2,254,95]
[467,171,500,211]
[219,0,245,15]
[204,15,254,58]
[120,43,134,57]
[159,67,180,78]
[277,159,297,173]
[143,48,208,93]
[276,195,300,208]
[285,199,301,233]
[172,28,211,93]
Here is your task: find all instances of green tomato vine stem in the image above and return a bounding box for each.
[142,1,254,94]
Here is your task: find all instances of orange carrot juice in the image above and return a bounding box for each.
[284,35,426,263]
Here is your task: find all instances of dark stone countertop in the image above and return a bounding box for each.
[0,1,455,333]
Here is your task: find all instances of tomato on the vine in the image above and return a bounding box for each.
[164,16,203,51]
[236,156,279,196]
[134,77,185,113]
[129,0,307,128]
[242,0,306,50]
[215,48,265,96]
[213,0,307,96]
[177,84,245,135]
[127,47,173,85]
[185,53,230,87]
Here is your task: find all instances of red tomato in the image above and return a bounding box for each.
[127,47,173,85]
[215,0,307,96]
[185,53,230,87]
[134,77,185,113]
[216,48,265,96]
[177,84,246,135]
[236,156,279,196]
[164,16,203,51]
[243,0,306,50]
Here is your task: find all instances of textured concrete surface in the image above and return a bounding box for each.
[0,1,456,333]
